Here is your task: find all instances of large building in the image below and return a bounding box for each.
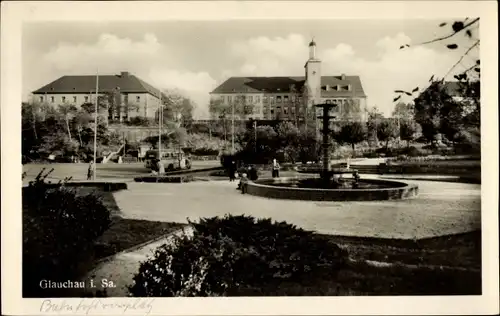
[32,71,167,121]
[210,40,368,122]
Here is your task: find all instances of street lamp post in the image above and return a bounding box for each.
[93,69,99,180]
[254,120,257,153]
[158,89,162,157]
[231,98,235,153]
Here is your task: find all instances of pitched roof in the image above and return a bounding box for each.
[211,76,366,97]
[32,72,167,99]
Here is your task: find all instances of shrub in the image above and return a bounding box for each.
[23,169,111,297]
[129,215,348,297]
[192,148,219,156]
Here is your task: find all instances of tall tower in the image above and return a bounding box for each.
[304,39,322,109]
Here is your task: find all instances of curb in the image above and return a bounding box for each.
[348,258,480,274]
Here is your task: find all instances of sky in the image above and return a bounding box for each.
[22,19,479,118]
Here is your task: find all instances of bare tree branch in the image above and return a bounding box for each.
[413,18,480,46]
[444,40,480,78]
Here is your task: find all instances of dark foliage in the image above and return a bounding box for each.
[333,121,367,151]
[23,169,111,297]
[129,215,348,297]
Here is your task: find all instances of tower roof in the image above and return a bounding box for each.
[309,39,316,47]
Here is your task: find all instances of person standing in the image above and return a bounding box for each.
[229,160,237,182]
[87,161,94,180]
[272,158,280,178]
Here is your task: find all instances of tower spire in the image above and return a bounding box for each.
[309,37,317,59]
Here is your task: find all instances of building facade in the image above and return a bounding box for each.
[32,71,167,121]
[209,40,368,123]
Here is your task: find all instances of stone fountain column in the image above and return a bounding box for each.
[315,102,337,183]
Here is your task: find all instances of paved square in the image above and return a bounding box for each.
[113,176,481,239]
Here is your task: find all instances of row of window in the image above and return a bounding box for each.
[220,94,304,104]
[39,95,143,104]
[262,106,300,116]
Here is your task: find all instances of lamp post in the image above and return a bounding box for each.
[219,114,226,143]
[231,97,235,153]
[158,89,162,156]
[93,69,99,180]
[254,120,257,153]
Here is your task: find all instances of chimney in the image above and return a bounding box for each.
[341,74,346,80]
[121,71,130,77]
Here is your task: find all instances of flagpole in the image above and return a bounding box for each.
[158,89,162,158]
[93,69,99,180]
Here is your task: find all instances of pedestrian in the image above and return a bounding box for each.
[248,165,258,181]
[229,160,237,182]
[158,159,165,175]
[272,158,280,178]
[87,161,94,180]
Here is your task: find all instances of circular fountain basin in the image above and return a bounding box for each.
[243,177,418,201]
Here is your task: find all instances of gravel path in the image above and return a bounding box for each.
[85,226,194,297]
[86,177,480,297]
[113,176,480,239]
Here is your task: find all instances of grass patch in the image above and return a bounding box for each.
[74,187,186,261]
[232,231,481,296]
[234,262,480,296]
[320,231,481,270]
[94,218,185,260]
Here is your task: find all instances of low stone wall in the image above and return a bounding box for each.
[380,163,480,175]
[243,178,418,202]
[134,175,196,183]
[40,182,128,192]
[190,155,219,161]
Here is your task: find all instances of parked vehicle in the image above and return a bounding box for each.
[144,149,191,172]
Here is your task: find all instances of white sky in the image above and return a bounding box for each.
[23,19,479,118]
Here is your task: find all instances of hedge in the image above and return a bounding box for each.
[128,215,348,297]
[23,169,111,297]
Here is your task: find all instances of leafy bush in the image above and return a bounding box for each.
[192,147,219,156]
[23,169,111,297]
[129,215,348,297]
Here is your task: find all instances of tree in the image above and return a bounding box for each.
[297,128,319,163]
[399,120,418,148]
[366,106,384,144]
[392,102,414,121]
[275,121,300,163]
[162,91,195,127]
[394,18,480,147]
[412,80,456,144]
[334,122,367,152]
[376,120,399,149]
[57,104,78,142]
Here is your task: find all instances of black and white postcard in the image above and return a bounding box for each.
[2,1,498,315]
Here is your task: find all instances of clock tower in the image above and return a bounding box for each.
[304,39,322,109]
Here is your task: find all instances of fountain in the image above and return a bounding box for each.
[241,101,419,201]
